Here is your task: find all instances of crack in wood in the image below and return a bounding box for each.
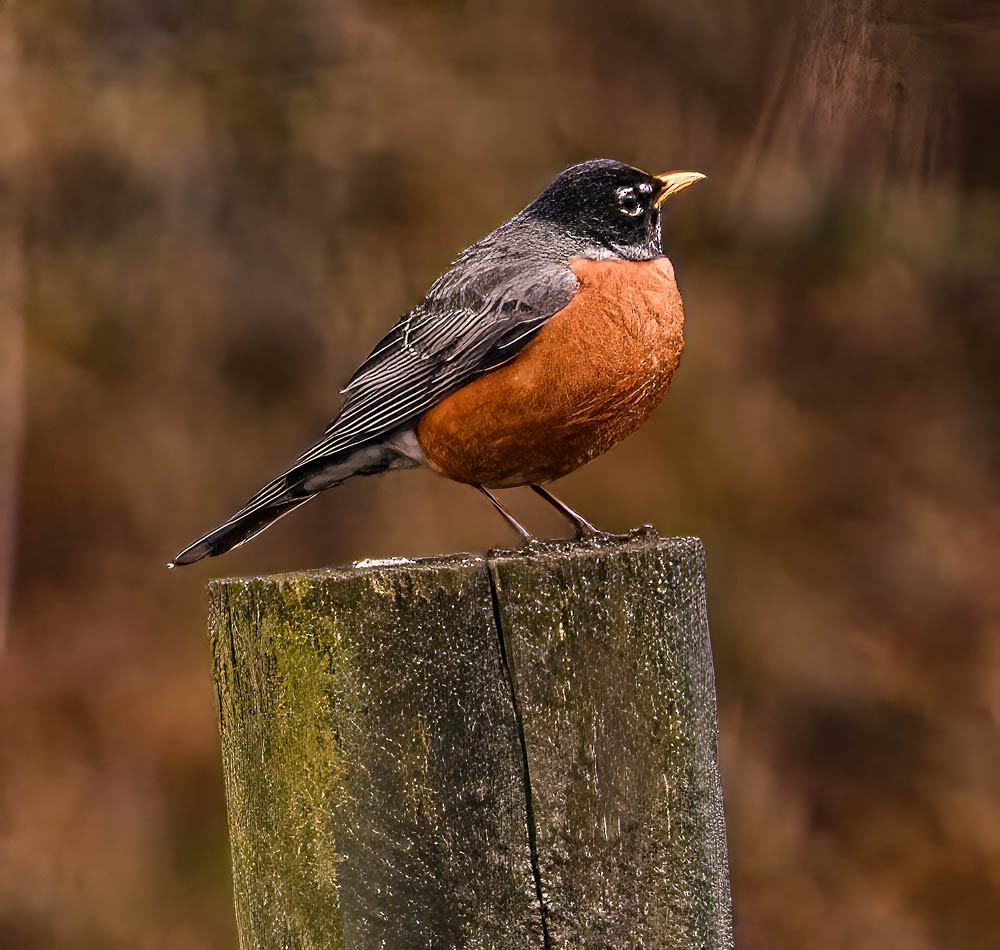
[487,561,551,949]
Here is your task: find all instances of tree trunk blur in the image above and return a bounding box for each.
[0,15,26,650]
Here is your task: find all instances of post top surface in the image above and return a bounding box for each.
[207,528,704,591]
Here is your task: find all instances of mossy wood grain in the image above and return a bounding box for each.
[208,531,733,949]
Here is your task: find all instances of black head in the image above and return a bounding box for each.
[523,159,705,260]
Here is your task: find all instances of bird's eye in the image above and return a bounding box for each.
[616,186,642,217]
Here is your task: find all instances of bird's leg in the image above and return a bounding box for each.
[475,485,533,543]
[530,484,602,539]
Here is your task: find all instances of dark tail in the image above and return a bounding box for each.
[168,495,316,568]
[169,441,404,567]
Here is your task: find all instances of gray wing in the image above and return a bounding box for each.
[295,251,577,465]
[169,245,576,562]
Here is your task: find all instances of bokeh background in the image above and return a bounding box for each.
[1,1,998,946]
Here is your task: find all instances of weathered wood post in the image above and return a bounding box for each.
[209,530,733,949]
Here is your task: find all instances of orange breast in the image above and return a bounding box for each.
[417,256,685,487]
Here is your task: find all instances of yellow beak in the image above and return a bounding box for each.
[653,171,706,206]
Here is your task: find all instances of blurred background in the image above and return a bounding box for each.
[1,0,997,946]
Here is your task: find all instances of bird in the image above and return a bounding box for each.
[169,159,704,567]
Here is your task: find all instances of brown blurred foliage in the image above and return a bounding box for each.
[1,1,998,947]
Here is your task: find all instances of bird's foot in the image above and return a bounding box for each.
[573,523,658,546]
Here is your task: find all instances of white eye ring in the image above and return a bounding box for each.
[616,186,642,216]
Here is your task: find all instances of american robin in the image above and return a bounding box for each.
[170,159,704,567]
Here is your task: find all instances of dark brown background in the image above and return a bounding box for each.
[1,1,997,947]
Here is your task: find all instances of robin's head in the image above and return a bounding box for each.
[524,159,705,260]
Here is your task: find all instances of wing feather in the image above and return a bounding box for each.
[297,250,577,465]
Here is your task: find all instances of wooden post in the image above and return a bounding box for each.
[209,530,733,949]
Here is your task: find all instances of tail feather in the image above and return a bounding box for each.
[168,496,315,568]
[170,439,409,567]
